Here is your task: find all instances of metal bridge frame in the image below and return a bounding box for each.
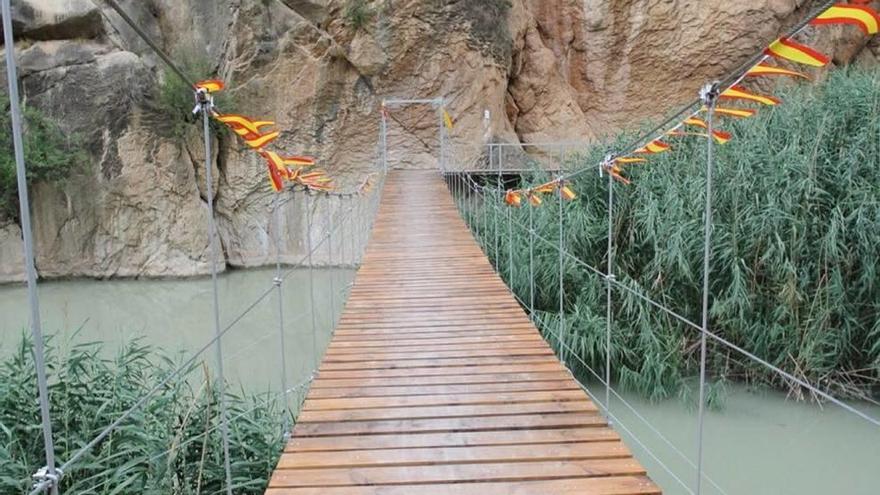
[381,97,448,172]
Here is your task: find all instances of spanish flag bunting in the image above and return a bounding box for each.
[282,155,316,166]
[534,182,557,194]
[606,164,631,185]
[765,38,829,67]
[746,62,809,80]
[505,190,523,207]
[216,114,276,135]
[668,129,732,145]
[528,192,543,206]
[811,3,880,35]
[720,86,781,106]
[560,185,577,201]
[443,109,455,130]
[287,167,301,182]
[705,106,757,119]
[244,131,280,150]
[266,162,284,192]
[635,139,671,154]
[196,79,225,93]
[615,157,648,165]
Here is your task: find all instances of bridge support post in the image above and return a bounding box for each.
[695,81,720,495]
[198,86,233,495]
[305,190,320,370]
[271,193,291,435]
[2,2,60,492]
[528,200,535,320]
[603,154,616,416]
[327,194,336,328]
[557,179,566,365]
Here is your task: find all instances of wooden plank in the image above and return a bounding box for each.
[285,428,621,452]
[265,170,659,495]
[302,390,588,411]
[266,476,661,495]
[297,401,596,423]
[292,412,607,437]
[277,441,630,469]
[269,458,646,487]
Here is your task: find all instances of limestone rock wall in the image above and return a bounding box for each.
[0,0,876,282]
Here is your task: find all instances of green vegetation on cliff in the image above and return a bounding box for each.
[0,95,85,222]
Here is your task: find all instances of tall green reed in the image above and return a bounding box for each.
[0,336,287,494]
[467,67,880,403]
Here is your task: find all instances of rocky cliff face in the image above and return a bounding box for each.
[0,0,876,282]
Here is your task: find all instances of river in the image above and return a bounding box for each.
[1,270,878,494]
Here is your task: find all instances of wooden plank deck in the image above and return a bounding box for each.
[266,170,661,495]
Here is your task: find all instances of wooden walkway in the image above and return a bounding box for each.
[266,170,660,494]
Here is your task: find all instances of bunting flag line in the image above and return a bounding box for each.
[811,3,880,35]
[765,37,830,67]
[635,139,671,154]
[202,80,335,192]
[746,62,809,79]
[721,86,781,106]
[560,185,577,201]
[196,79,225,93]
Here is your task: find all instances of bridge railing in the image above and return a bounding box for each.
[15,127,388,494]
[445,146,880,494]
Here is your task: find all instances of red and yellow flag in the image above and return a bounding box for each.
[765,38,829,67]
[706,106,757,119]
[534,182,557,194]
[216,114,276,136]
[505,190,523,207]
[560,185,577,201]
[635,139,671,154]
[746,62,809,80]
[680,117,733,144]
[266,162,284,192]
[528,192,543,206]
[443,109,454,130]
[721,86,781,106]
[811,4,880,35]
[196,79,225,93]
[244,131,280,150]
[281,155,316,167]
[606,164,631,185]
[615,157,648,165]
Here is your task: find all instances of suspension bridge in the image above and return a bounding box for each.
[265,170,659,494]
[6,0,880,494]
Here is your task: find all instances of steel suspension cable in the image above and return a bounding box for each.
[2,2,60,493]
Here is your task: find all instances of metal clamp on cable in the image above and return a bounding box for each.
[600,153,616,177]
[605,273,617,282]
[273,276,283,287]
[699,81,721,107]
[32,466,62,490]
[192,87,214,115]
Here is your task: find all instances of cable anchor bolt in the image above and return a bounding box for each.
[192,87,214,115]
[600,153,617,177]
[699,81,721,107]
[32,466,63,490]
